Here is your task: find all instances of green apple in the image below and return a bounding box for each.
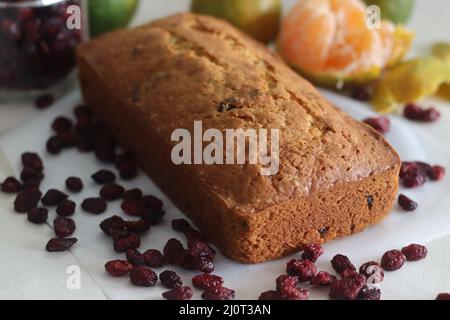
[88,0,139,37]
[363,0,415,24]
[191,0,281,43]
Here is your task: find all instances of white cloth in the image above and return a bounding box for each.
[0,0,449,300]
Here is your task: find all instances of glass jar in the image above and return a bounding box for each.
[0,0,87,99]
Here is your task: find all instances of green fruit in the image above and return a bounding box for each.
[191,0,281,43]
[363,0,415,24]
[88,0,139,37]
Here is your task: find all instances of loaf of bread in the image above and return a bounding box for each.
[77,13,401,263]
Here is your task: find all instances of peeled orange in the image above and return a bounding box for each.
[277,0,413,87]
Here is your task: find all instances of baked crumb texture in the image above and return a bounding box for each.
[77,13,401,263]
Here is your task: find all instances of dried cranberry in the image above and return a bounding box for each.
[259,291,281,300]
[23,187,42,203]
[436,293,450,300]
[402,171,426,188]
[163,238,185,264]
[123,188,143,200]
[100,215,126,235]
[56,200,76,217]
[351,87,371,101]
[331,254,356,275]
[286,259,317,282]
[329,273,366,300]
[401,244,428,262]
[105,260,133,277]
[428,165,446,181]
[91,170,116,184]
[162,287,193,301]
[404,104,441,122]
[58,131,78,148]
[279,286,309,300]
[1,177,22,193]
[53,216,76,238]
[180,242,215,272]
[192,274,224,290]
[172,219,192,233]
[94,145,116,163]
[35,94,54,110]
[52,117,73,133]
[21,152,43,171]
[126,249,145,266]
[14,191,39,213]
[121,198,146,217]
[400,162,417,178]
[398,194,418,212]
[310,271,337,287]
[115,152,138,180]
[381,250,406,271]
[41,189,68,206]
[422,108,441,122]
[276,275,299,292]
[141,208,165,226]
[100,183,125,201]
[340,269,360,279]
[46,136,64,155]
[359,261,384,283]
[126,219,151,234]
[129,266,158,287]
[159,270,182,289]
[357,286,381,300]
[114,234,140,253]
[143,249,165,268]
[302,243,324,263]
[81,197,107,214]
[65,177,83,192]
[202,287,235,300]
[27,207,48,224]
[198,259,215,274]
[363,117,390,134]
[46,238,77,252]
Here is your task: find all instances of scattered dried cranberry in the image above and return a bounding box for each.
[20,168,44,186]
[143,249,165,268]
[436,293,450,300]
[35,94,54,110]
[121,197,146,217]
[14,191,39,213]
[123,188,143,200]
[398,194,418,212]
[27,207,48,224]
[81,197,107,214]
[46,136,64,155]
[56,200,76,217]
[276,275,299,292]
[351,87,371,101]
[363,117,390,134]
[329,273,366,300]
[302,243,324,263]
[126,219,151,234]
[58,131,77,148]
[381,250,406,271]
[163,287,193,300]
[259,291,281,300]
[99,215,126,235]
[91,170,116,184]
[110,228,130,241]
[129,266,158,287]
[163,238,185,264]
[100,183,125,201]
[94,145,116,163]
[428,165,446,181]
[192,274,224,290]
[51,117,73,133]
[65,177,83,192]
[331,254,356,275]
[141,207,165,226]
[340,269,360,279]
[126,249,145,266]
[404,104,441,122]
[105,260,133,277]
[41,189,68,206]
[401,244,428,262]
[21,153,43,171]
[115,152,138,180]
[46,238,77,252]
[1,177,22,193]
[279,286,309,300]
[357,286,381,300]
[286,259,317,282]
[23,186,42,203]
[310,271,337,287]
[172,218,192,233]
[202,287,235,300]
[53,217,76,238]
[359,261,384,283]
[113,234,140,253]
[159,270,182,289]
[179,242,215,273]
[402,171,426,188]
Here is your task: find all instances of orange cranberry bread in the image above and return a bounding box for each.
[76,13,401,264]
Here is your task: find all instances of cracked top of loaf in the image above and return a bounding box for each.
[77,13,400,215]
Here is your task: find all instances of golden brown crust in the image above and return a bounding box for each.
[77,13,401,263]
